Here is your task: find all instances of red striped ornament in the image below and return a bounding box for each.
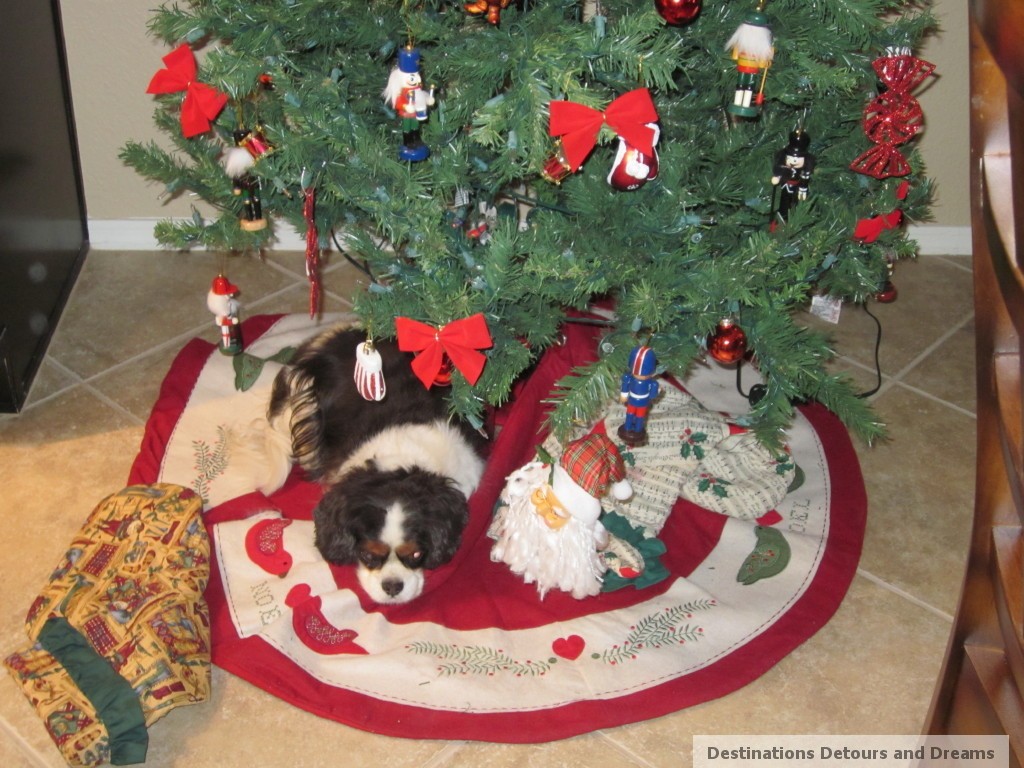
[353,340,386,401]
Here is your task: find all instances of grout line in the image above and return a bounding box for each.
[0,714,53,768]
[855,569,956,624]
[932,254,973,274]
[889,381,978,419]
[887,311,975,384]
[80,382,147,426]
[596,730,664,768]
[419,741,467,767]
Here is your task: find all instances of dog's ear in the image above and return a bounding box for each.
[268,366,292,420]
[312,487,360,564]
[419,481,471,570]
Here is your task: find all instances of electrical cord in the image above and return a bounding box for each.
[735,302,885,403]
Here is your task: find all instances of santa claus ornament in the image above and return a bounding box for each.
[207,274,242,355]
[544,88,660,185]
[489,434,633,599]
[382,46,436,162]
[607,123,661,191]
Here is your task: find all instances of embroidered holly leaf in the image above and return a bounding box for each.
[680,430,709,461]
[696,474,731,498]
[232,346,296,391]
[787,464,806,493]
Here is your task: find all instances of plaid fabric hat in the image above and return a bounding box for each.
[559,434,631,500]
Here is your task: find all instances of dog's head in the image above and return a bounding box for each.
[313,464,470,604]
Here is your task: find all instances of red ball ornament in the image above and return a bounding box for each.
[655,0,702,25]
[708,318,747,364]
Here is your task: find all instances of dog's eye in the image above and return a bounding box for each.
[358,549,387,569]
[397,547,424,568]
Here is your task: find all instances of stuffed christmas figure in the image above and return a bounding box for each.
[489,434,633,599]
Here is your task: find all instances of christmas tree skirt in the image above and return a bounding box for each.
[128,314,866,742]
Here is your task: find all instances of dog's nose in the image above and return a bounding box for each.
[382,579,404,598]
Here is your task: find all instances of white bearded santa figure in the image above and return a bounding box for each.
[489,434,633,599]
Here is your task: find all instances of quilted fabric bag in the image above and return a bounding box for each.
[4,484,211,767]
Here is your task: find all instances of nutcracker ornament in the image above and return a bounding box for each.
[618,344,660,447]
[207,275,242,355]
[382,46,436,162]
[222,129,268,231]
[771,129,816,223]
[725,3,774,118]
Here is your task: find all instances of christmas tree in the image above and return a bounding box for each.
[121,0,936,446]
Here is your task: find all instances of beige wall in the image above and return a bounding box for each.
[58,0,970,230]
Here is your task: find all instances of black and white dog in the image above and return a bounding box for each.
[257,324,487,604]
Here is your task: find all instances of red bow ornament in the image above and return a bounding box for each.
[395,314,493,389]
[850,55,935,179]
[147,45,228,138]
[548,88,660,174]
[853,180,911,243]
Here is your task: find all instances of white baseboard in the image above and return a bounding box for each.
[87,218,972,257]
[87,218,307,251]
[906,225,973,256]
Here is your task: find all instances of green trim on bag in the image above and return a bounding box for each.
[38,617,148,766]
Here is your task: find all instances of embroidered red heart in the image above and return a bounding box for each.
[552,635,585,661]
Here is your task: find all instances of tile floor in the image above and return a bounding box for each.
[0,250,976,767]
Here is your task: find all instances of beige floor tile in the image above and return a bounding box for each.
[242,283,360,322]
[141,669,457,768]
[47,251,298,380]
[900,318,976,413]
[803,257,974,376]
[0,681,67,768]
[20,359,80,409]
[0,391,142,648]
[601,577,952,767]
[441,733,650,768]
[854,385,976,615]
[88,340,198,422]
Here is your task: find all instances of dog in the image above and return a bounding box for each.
[254,324,488,604]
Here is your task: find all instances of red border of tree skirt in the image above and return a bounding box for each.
[128,315,866,742]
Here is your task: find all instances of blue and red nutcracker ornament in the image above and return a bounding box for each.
[618,344,660,447]
[382,45,436,162]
